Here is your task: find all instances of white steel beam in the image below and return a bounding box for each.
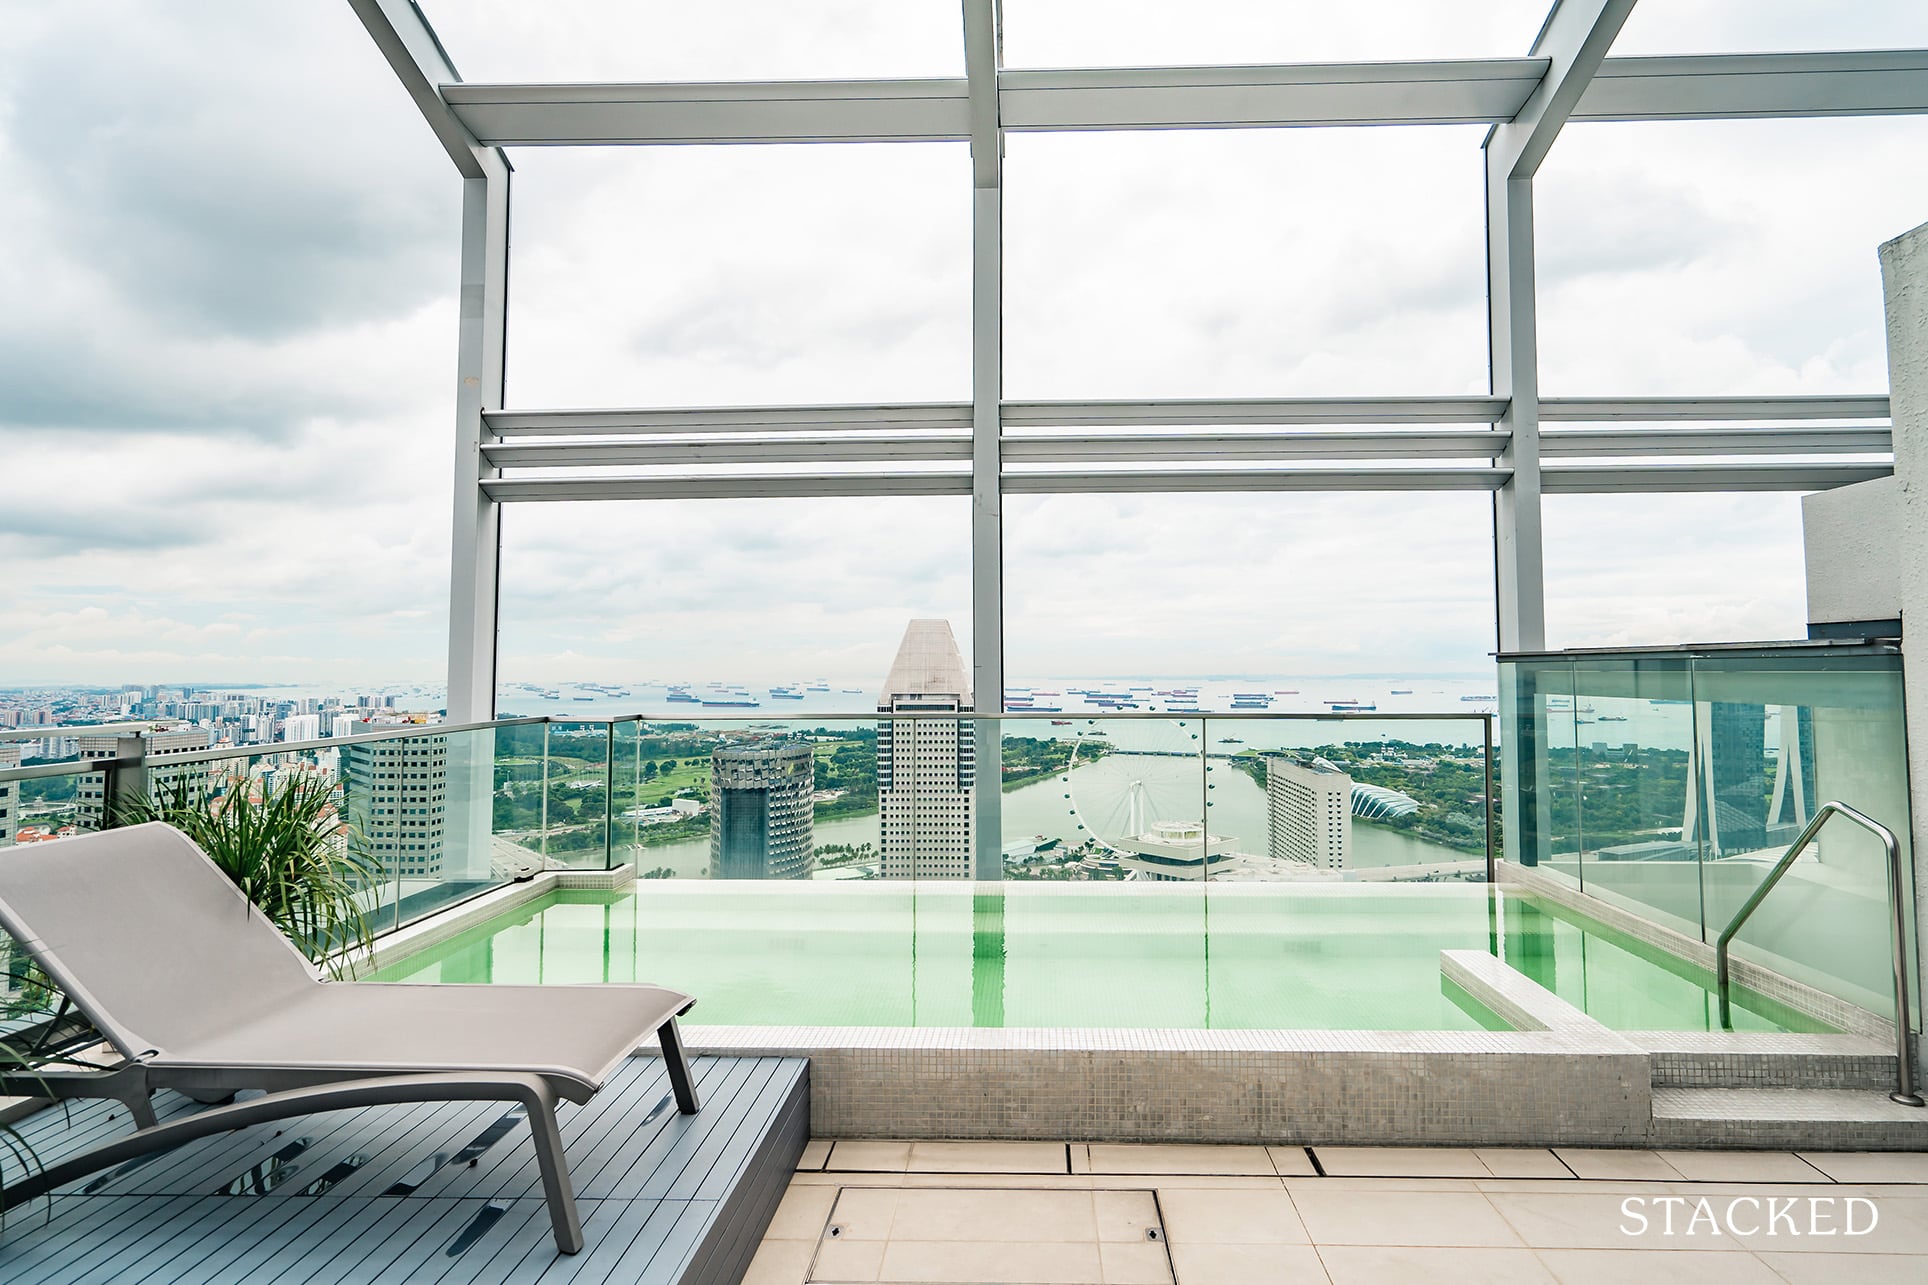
[965,0,1005,879]
[483,474,971,501]
[346,0,503,180]
[441,51,1928,146]
[1539,426,1892,457]
[1540,395,1890,421]
[1487,1,1635,655]
[1004,397,1507,426]
[1001,468,1511,493]
[484,404,972,436]
[1542,463,1892,491]
[443,79,971,146]
[1575,50,1928,121]
[999,60,1546,130]
[483,437,972,467]
[1001,431,1511,462]
[479,395,1888,435]
[478,459,1891,502]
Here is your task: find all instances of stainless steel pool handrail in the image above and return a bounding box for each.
[1715,800,1923,1107]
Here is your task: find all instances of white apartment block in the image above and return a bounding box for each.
[281,713,322,742]
[877,619,975,880]
[1267,757,1353,871]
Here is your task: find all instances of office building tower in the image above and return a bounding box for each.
[1267,757,1353,870]
[709,742,815,880]
[341,733,449,877]
[877,619,975,880]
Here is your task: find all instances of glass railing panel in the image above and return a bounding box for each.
[1499,658,1580,889]
[626,718,724,877]
[1197,715,1492,884]
[608,718,641,871]
[1567,657,1702,939]
[1691,652,1917,1024]
[540,721,611,870]
[488,720,551,874]
[639,717,883,881]
[995,715,1209,881]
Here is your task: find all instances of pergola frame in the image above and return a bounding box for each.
[350,2,1917,765]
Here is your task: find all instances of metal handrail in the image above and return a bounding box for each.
[1715,800,1923,1107]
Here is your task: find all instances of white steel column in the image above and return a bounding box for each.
[1485,0,1634,652]
[449,168,510,721]
[1487,166,1545,651]
[964,0,1004,878]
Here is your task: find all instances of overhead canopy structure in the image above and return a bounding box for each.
[344,0,1926,781]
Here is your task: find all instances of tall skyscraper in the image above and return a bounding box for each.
[877,619,975,880]
[341,733,449,877]
[709,742,816,880]
[1266,757,1353,870]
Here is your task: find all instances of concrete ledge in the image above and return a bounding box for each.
[682,1023,1652,1147]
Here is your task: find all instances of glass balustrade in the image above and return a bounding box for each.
[1499,643,1918,1027]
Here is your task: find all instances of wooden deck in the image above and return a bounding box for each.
[0,1055,807,1285]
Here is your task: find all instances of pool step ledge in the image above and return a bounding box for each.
[1633,1031,1899,1091]
[1652,1087,1928,1150]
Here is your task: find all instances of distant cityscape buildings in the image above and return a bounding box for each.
[877,619,975,880]
[1266,757,1354,871]
[709,742,815,880]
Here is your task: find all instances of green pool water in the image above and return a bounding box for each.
[370,883,1831,1033]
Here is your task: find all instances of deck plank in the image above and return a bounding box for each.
[0,1056,804,1285]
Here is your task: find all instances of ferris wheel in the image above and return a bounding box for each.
[1057,719,1209,854]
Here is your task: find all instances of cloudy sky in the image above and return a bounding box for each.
[5,2,1928,693]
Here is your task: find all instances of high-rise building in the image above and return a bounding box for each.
[77,727,214,830]
[1267,757,1353,870]
[0,742,18,846]
[341,733,449,876]
[709,742,815,880]
[282,713,322,743]
[1693,701,1770,856]
[877,619,975,880]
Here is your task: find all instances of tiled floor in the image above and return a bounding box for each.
[747,1142,1928,1283]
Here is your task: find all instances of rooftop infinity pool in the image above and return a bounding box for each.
[369,883,1830,1034]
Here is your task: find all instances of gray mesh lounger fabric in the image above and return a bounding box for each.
[0,822,702,1253]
